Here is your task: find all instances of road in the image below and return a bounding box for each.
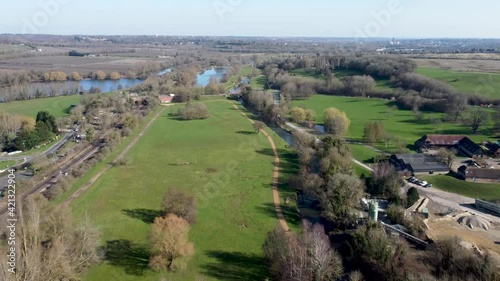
[406,182,500,224]
[0,125,78,165]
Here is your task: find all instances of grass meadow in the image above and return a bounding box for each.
[66,99,299,281]
[292,95,493,151]
[0,94,81,118]
[417,67,500,98]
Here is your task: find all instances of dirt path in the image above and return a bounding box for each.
[229,102,291,231]
[64,107,167,206]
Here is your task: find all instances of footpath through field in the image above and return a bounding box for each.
[228,101,291,231]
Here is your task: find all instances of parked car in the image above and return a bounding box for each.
[408,177,418,183]
[425,183,433,188]
[419,181,428,187]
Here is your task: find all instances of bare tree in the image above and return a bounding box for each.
[446,95,469,121]
[252,121,265,134]
[162,189,197,224]
[0,195,102,281]
[262,223,343,281]
[465,107,489,134]
[436,148,456,168]
[149,214,194,271]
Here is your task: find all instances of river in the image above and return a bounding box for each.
[196,67,227,87]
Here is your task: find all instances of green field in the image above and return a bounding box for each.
[68,100,298,281]
[0,160,16,169]
[417,67,500,98]
[420,175,500,201]
[0,95,81,118]
[350,143,381,163]
[293,95,492,151]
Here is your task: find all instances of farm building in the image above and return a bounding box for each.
[457,137,487,158]
[415,134,486,158]
[475,199,500,216]
[457,166,500,182]
[414,134,465,150]
[390,154,450,174]
[159,94,175,104]
[486,142,500,158]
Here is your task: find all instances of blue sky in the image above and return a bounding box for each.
[1,0,499,38]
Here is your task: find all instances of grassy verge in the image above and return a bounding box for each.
[0,160,17,169]
[420,175,500,201]
[350,143,380,164]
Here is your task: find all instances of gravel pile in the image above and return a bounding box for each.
[458,215,491,231]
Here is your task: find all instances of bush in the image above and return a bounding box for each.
[178,103,210,120]
[406,187,420,208]
[121,127,132,137]
[114,157,128,166]
[386,204,406,225]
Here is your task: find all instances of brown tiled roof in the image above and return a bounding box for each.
[463,168,500,180]
[159,95,174,103]
[423,134,466,145]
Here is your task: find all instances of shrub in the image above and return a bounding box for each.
[406,187,420,208]
[178,103,210,120]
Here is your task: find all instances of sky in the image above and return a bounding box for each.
[1,0,499,38]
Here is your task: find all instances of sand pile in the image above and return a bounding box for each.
[457,215,491,231]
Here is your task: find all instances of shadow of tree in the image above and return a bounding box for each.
[255,148,300,176]
[255,202,302,228]
[236,130,256,135]
[122,209,164,224]
[103,239,151,276]
[200,251,269,280]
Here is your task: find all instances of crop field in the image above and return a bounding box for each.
[420,175,500,201]
[0,95,81,118]
[417,67,500,98]
[292,95,493,151]
[0,55,169,73]
[413,56,500,73]
[0,44,32,55]
[67,99,298,281]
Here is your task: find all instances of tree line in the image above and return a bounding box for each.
[259,55,500,114]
